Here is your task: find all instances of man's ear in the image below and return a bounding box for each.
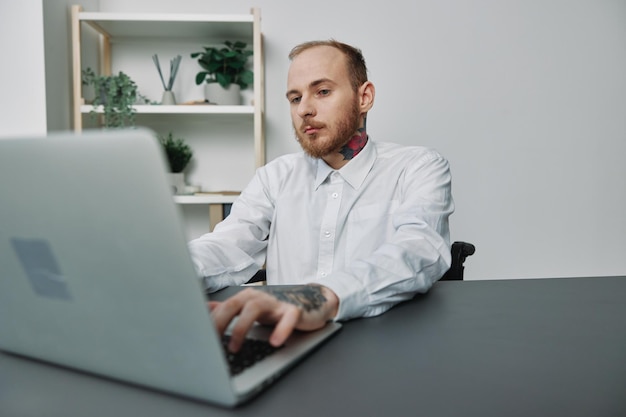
[358,81,375,113]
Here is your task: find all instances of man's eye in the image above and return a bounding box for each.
[289,97,301,104]
[318,89,330,96]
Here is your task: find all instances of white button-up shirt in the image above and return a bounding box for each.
[188,139,454,320]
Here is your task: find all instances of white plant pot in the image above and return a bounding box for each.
[168,172,186,195]
[204,83,241,105]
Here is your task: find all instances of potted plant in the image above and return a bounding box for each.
[82,67,138,128]
[191,40,253,105]
[159,132,193,194]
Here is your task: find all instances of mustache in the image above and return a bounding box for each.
[299,122,325,132]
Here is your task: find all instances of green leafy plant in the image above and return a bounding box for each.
[159,132,193,173]
[82,67,138,128]
[191,40,253,89]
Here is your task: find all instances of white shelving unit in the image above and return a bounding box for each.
[70,5,264,219]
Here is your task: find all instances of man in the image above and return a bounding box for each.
[188,40,454,352]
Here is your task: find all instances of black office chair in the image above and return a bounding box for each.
[440,241,475,281]
[246,241,475,284]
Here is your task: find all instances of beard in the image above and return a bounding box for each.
[293,99,362,159]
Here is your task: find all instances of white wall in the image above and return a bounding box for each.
[48,0,626,280]
[0,0,47,137]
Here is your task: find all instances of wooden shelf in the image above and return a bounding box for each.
[173,194,239,205]
[80,104,255,115]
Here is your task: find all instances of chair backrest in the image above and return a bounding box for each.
[440,241,476,281]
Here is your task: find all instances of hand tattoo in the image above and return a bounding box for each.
[255,285,327,312]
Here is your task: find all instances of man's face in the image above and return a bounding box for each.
[286,46,362,159]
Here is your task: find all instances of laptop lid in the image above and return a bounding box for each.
[0,128,341,407]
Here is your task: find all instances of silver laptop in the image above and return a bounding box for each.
[0,128,341,407]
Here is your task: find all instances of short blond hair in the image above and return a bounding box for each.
[289,40,368,92]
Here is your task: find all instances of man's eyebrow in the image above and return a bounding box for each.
[285,89,299,99]
[286,78,335,98]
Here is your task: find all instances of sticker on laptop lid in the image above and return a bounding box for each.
[11,237,73,301]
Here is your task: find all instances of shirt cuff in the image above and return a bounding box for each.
[316,271,369,321]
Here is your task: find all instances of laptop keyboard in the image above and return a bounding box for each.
[221,335,282,375]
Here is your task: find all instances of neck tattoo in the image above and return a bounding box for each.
[339,128,368,161]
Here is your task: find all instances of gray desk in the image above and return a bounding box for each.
[1,276,625,417]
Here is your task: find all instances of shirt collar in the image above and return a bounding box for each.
[314,137,376,190]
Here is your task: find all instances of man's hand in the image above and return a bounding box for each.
[209,285,339,352]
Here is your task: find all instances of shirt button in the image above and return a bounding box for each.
[320,272,327,277]
[324,231,331,238]
[332,192,339,199]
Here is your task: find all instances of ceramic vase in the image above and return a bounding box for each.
[204,83,241,105]
[168,172,186,195]
[161,90,176,105]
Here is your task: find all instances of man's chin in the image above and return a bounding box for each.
[298,138,324,158]
[302,147,327,159]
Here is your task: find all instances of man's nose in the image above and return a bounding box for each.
[296,97,315,118]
